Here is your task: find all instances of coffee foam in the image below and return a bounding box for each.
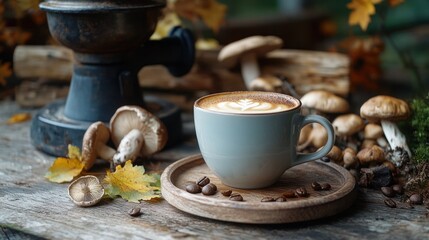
[196,92,299,114]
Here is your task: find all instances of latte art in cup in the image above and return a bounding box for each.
[196,91,299,114]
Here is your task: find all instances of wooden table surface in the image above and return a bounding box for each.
[1,99,428,240]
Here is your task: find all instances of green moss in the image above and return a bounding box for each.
[410,94,429,163]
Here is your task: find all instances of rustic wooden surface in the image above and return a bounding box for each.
[161,155,357,224]
[1,99,428,240]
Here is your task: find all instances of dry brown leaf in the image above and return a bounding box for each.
[0,62,12,86]
[347,0,382,31]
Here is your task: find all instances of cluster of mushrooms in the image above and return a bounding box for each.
[68,105,167,207]
[298,90,411,185]
[81,105,168,170]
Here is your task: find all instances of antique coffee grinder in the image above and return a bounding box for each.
[31,0,195,156]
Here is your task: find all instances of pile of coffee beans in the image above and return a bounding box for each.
[185,177,336,203]
[185,176,217,196]
[381,183,423,208]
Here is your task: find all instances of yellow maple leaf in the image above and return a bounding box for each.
[67,144,82,160]
[174,0,227,32]
[103,160,161,202]
[45,157,85,183]
[347,0,382,31]
[0,62,12,86]
[7,113,31,124]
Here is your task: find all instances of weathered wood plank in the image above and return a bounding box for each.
[0,100,428,240]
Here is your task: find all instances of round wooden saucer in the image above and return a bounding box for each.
[161,154,357,224]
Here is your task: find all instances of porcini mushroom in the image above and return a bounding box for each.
[300,90,349,115]
[110,105,168,166]
[218,35,283,90]
[360,95,411,157]
[68,175,104,207]
[81,121,116,170]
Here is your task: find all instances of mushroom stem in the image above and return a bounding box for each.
[113,129,145,165]
[96,143,116,162]
[241,53,260,89]
[380,120,411,157]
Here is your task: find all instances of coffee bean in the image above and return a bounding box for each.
[409,193,423,205]
[392,184,404,195]
[185,183,201,194]
[282,190,297,198]
[221,190,232,197]
[295,187,308,197]
[261,197,275,202]
[321,156,330,162]
[275,196,287,202]
[128,207,141,217]
[321,183,331,191]
[196,176,210,187]
[384,198,397,208]
[311,181,322,191]
[229,193,243,201]
[202,183,217,195]
[381,187,395,197]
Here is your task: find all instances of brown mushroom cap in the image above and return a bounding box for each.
[81,121,112,170]
[326,145,342,163]
[68,175,104,207]
[110,106,168,156]
[218,35,283,68]
[343,147,358,169]
[332,114,365,136]
[357,145,385,165]
[360,95,410,122]
[364,123,383,139]
[300,90,349,113]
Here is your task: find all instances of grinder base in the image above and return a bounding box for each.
[30,95,182,156]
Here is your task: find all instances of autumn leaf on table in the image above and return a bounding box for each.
[45,145,85,183]
[174,0,227,32]
[347,0,382,31]
[103,160,161,203]
[7,113,31,124]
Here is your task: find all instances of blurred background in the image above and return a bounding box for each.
[1,0,428,106]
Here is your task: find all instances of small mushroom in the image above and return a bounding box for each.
[364,123,383,140]
[81,121,116,170]
[297,123,328,151]
[300,90,349,116]
[343,147,358,169]
[360,95,411,157]
[326,145,343,164]
[248,75,283,92]
[361,139,376,149]
[332,114,365,137]
[68,175,104,207]
[110,106,168,166]
[218,35,283,89]
[357,145,385,165]
[298,124,313,145]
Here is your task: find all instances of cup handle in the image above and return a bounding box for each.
[293,115,335,166]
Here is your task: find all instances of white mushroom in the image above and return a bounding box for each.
[81,121,116,170]
[218,35,283,90]
[110,105,168,166]
[68,175,104,207]
[360,95,411,158]
[300,90,350,115]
